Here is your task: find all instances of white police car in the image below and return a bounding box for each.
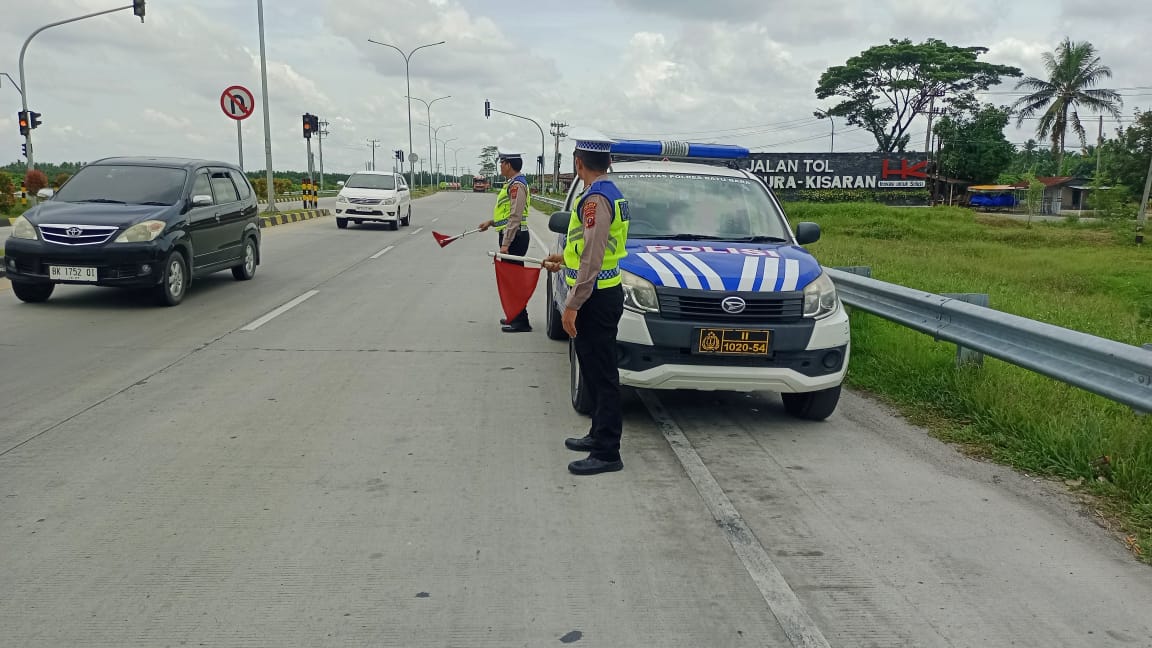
[545,140,850,420]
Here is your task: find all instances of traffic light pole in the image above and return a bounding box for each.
[18,4,135,174]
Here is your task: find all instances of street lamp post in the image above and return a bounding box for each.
[407,95,450,189]
[813,109,835,153]
[368,39,445,190]
[257,0,277,212]
[439,137,457,186]
[430,124,452,186]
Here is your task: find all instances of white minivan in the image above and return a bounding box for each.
[334,171,412,230]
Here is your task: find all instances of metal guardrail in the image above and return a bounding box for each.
[826,268,1152,412]
[533,192,1152,411]
[534,196,565,209]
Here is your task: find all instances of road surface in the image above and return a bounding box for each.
[1,191,1149,647]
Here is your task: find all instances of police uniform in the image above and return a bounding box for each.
[559,132,629,475]
[492,150,533,332]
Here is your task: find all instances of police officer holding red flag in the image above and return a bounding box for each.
[479,149,533,332]
[543,130,630,475]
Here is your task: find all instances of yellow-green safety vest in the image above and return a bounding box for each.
[492,175,531,231]
[563,179,629,289]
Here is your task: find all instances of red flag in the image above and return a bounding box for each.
[493,259,541,323]
[432,231,456,247]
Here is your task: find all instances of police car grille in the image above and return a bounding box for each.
[657,290,804,321]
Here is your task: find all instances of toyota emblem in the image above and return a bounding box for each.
[66,227,83,237]
[721,296,746,314]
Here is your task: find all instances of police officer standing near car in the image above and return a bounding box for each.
[479,149,533,332]
[543,130,629,475]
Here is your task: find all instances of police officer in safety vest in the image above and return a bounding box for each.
[543,130,630,475]
[479,149,533,332]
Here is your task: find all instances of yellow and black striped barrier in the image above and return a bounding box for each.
[259,208,329,228]
[301,180,320,209]
[21,183,27,208]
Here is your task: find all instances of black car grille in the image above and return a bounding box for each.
[38,224,119,246]
[656,287,804,322]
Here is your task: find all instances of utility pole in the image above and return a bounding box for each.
[1137,141,1152,245]
[1095,115,1104,181]
[367,139,381,171]
[318,119,329,191]
[550,120,568,194]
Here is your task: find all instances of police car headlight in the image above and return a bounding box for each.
[12,216,38,240]
[803,271,838,319]
[622,271,660,313]
[336,195,348,203]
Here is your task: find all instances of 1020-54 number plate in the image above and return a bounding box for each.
[695,328,771,356]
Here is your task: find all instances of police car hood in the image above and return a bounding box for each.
[622,240,823,292]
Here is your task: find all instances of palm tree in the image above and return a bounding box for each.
[1011,38,1122,171]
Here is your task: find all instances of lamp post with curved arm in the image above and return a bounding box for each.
[367,39,445,188]
[407,95,450,188]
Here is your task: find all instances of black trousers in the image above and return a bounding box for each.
[573,284,625,461]
[497,229,531,325]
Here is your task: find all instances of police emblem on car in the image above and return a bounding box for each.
[720,296,747,314]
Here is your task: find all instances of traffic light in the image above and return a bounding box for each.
[21,143,27,158]
[28,111,41,129]
[484,100,490,119]
[302,113,318,139]
[17,111,28,136]
[395,150,404,163]
[133,0,145,21]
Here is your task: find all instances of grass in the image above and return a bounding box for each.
[793,202,1152,562]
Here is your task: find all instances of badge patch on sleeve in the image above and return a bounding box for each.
[509,184,518,199]
[582,201,597,228]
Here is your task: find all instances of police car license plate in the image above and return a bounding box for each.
[695,328,770,356]
[49,265,98,282]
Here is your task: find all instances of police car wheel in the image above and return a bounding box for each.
[336,217,348,229]
[545,274,567,341]
[781,385,842,421]
[569,339,593,416]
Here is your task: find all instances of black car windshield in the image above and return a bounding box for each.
[606,172,791,241]
[345,174,395,190]
[53,165,189,206]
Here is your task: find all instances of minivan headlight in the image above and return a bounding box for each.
[803,271,839,318]
[336,195,348,203]
[114,220,166,243]
[622,270,660,313]
[12,215,38,240]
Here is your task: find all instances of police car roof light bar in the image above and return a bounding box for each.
[609,139,750,160]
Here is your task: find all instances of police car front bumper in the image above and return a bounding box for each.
[615,303,850,393]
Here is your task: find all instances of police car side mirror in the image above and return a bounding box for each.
[548,211,569,234]
[795,222,821,245]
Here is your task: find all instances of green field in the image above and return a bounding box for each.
[794,203,1152,562]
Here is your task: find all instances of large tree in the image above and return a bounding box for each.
[815,38,1021,153]
[1010,38,1123,171]
[1103,109,1152,191]
[478,146,498,177]
[933,105,1016,183]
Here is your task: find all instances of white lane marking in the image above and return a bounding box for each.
[679,253,725,291]
[659,253,703,290]
[780,259,801,291]
[432,217,439,223]
[758,257,781,292]
[412,227,424,236]
[638,391,832,648]
[636,253,681,288]
[371,245,395,259]
[240,290,320,331]
[529,228,550,255]
[738,256,759,292]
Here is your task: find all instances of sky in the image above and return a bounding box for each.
[1,0,1150,177]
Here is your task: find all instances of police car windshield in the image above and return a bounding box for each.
[609,171,790,241]
[345,173,396,190]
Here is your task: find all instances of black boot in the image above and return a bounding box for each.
[565,435,596,452]
[568,455,624,475]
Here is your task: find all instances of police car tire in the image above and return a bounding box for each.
[545,274,567,341]
[569,339,593,416]
[781,385,842,421]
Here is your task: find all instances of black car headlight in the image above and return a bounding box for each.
[113,220,166,243]
[622,271,659,313]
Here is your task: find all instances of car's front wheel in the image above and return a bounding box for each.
[569,339,593,416]
[781,385,842,421]
[401,205,411,227]
[336,217,348,229]
[12,282,54,303]
[232,237,257,281]
[155,250,188,307]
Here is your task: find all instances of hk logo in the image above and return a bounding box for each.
[881,159,928,179]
